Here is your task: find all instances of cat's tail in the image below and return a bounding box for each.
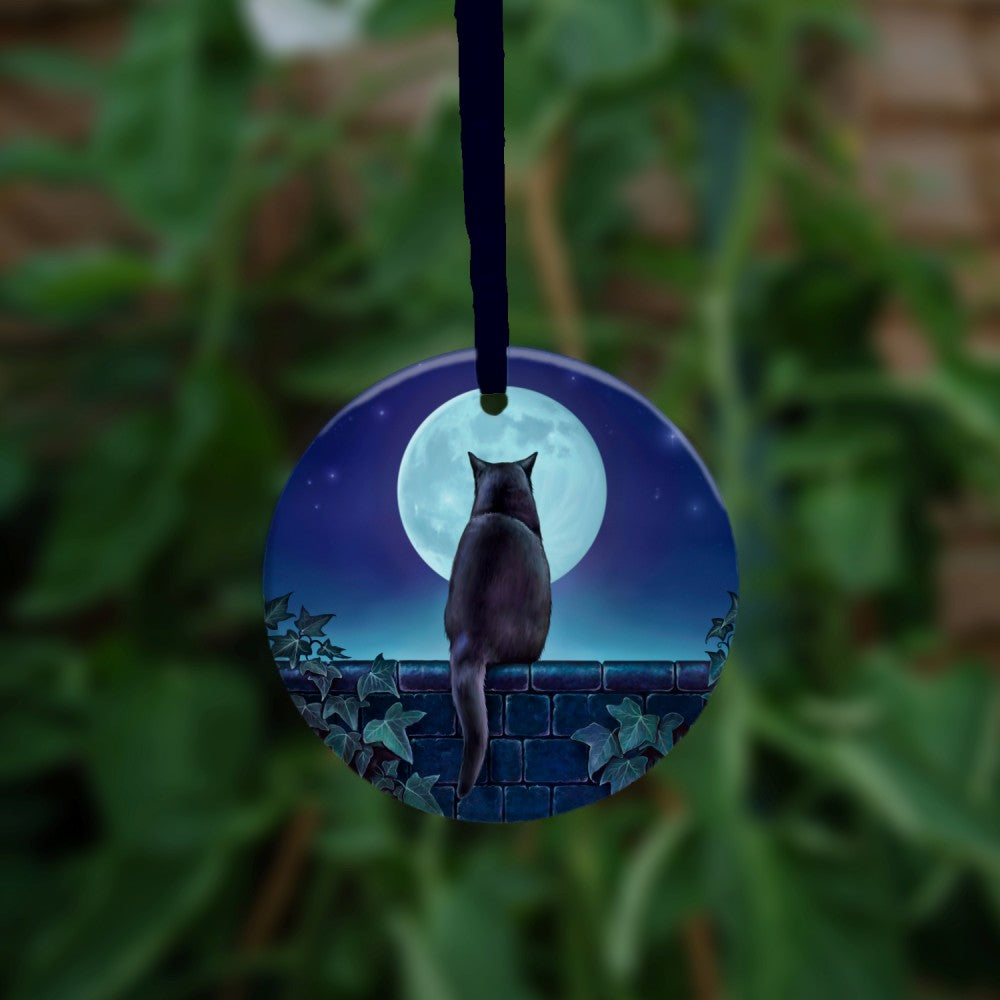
[450,636,488,798]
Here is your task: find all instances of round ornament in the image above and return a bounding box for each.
[264,348,738,822]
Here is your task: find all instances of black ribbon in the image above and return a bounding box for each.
[455,0,509,400]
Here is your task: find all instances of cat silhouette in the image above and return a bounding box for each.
[445,452,552,797]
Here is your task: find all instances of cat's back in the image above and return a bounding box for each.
[445,512,550,645]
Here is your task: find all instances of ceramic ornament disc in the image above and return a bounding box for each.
[264,348,738,822]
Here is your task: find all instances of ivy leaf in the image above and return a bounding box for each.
[357,653,399,702]
[324,725,361,764]
[362,702,425,763]
[705,618,734,644]
[355,746,373,777]
[270,630,300,661]
[707,647,727,685]
[403,773,444,815]
[374,776,398,794]
[303,658,342,680]
[571,722,621,779]
[295,607,334,638]
[315,672,335,699]
[724,591,739,627]
[291,695,329,733]
[382,759,400,778]
[319,639,349,660]
[323,695,360,730]
[263,593,294,629]
[600,755,649,794]
[653,713,684,755]
[607,698,659,753]
[302,660,341,699]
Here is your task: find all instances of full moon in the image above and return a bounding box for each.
[397,388,607,582]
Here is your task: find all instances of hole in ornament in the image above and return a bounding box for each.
[480,393,507,415]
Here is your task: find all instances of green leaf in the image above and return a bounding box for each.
[323,695,361,730]
[707,648,728,685]
[263,593,294,629]
[87,662,258,849]
[324,725,362,764]
[295,607,334,637]
[270,630,300,661]
[403,773,444,816]
[0,249,155,322]
[607,698,660,753]
[355,746,373,777]
[0,47,105,93]
[16,410,180,617]
[542,0,673,88]
[304,664,335,699]
[12,848,231,1000]
[382,759,400,779]
[600,755,649,795]
[357,653,399,702]
[798,476,902,593]
[374,776,398,794]
[319,639,349,659]
[92,0,255,248]
[291,696,329,733]
[0,138,95,184]
[652,713,684,756]
[362,702,426,764]
[0,439,30,518]
[571,722,621,779]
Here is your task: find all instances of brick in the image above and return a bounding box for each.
[489,739,523,783]
[603,661,675,692]
[531,662,601,691]
[867,8,983,117]
[279,668,315,693]
[505,785,551,822]
[399,661,449,692]
[486,664,529,691]
[432,784,456,819]
[505,694,550,736]
[553,784,610,815]
[552,694,590,735]
[865,133,985,240]
[646,693,707,728]
[406,693,456,736]
[457,785,503,823]
[410,738,487,786]
[552,693,635,736]
[676,661,712,691]
[487,694,503,736]
[411,738,462,783]
[524,738,589,783]
[327,662,369,693]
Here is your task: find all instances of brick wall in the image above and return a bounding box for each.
[283,660,714,821]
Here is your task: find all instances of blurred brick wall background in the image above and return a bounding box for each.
[2,0,998,656]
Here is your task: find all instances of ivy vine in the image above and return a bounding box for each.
[265,594,445,815]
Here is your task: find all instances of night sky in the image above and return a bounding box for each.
[264,349,738,661]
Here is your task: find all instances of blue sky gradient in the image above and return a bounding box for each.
[264,349,738,661]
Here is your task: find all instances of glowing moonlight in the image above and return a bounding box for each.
[397,388,607,582]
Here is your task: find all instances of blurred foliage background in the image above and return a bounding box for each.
[2,0,999,997]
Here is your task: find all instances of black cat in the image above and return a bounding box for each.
[445,453,552,797]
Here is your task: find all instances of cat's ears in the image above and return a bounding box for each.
[468,452,537,477]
